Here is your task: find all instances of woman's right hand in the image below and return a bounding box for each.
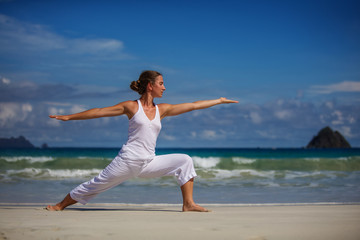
[49,115,70,121]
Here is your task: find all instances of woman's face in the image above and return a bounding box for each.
[150,75,166,98]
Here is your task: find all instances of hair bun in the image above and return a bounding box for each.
[130,80,139,92]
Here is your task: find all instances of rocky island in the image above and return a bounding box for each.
[306,126,351,149]
[0,136,35,148]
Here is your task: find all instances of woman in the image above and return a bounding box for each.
[46,70,238,212]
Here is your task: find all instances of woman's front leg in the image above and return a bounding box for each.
[181,178,209,212]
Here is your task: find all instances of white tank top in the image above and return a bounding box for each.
[119,100,162,160]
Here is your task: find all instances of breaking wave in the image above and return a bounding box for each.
[1,154,359,182]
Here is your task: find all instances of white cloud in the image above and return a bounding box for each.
[198,130,230,140]
[70,105,87,114]
[48,107,65,116]
[310,81,360,94]
[47,117,61,127]
[330,111,356,125]
[201,130,217,139]
[22,103,32,112]
[325,101,334,109]
[0,14,65,51]
[319,114,327,124]
[70,38,123,54]
[276,99,285,106]
[190,131,197,138]
[44,102,72,107]
[0,14,124,55]
[348,116,356,124]
[338,126,354,138]
[0,102,32,127]
[274,110,292,120]
[160,133,176,141]
[0,103,17,125]
[249,111,262,124]
[1,76,11,85]
[331,110,344,125]
[47,103,87,116]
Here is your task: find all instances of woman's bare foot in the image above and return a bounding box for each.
[45,204,63,211]
[182,203,210,212]
[45,193,77,211]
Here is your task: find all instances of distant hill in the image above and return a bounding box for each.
[0,136,35,148]
[306,126,351,149]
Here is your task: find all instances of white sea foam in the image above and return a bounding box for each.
[309,182,320,188]
[45,169,101,178]
[1,156,54,163]
[210,169,276,180]
[305,157,352,161]
[193,156,220,168]
[6,168,43,176]
[5,168,102,179]
[232,157,256,164]
[238,169,276,178]
[305,158,321,162]
[257,182,280,187]
[284,171,315,179]
[212,169,241,179]
[284,171,337,180]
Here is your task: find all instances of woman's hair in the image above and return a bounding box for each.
[130,70,162,95]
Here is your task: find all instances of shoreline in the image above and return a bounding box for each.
[1,203,359,240]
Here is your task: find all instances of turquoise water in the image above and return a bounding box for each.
[0,148,359,204]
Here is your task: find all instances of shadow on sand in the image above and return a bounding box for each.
[64,207,181,213]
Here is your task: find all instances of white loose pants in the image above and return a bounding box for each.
[70,154,197,204]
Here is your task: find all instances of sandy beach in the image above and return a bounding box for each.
[0,203,359,240]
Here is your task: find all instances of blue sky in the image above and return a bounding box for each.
[0,0,359,148]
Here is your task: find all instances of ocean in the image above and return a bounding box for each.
[0,148,359,205]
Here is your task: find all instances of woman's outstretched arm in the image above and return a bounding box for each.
[49,101,134,121]
[159,97,238,119]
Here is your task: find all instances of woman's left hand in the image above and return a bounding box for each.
[219,97,239,104]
